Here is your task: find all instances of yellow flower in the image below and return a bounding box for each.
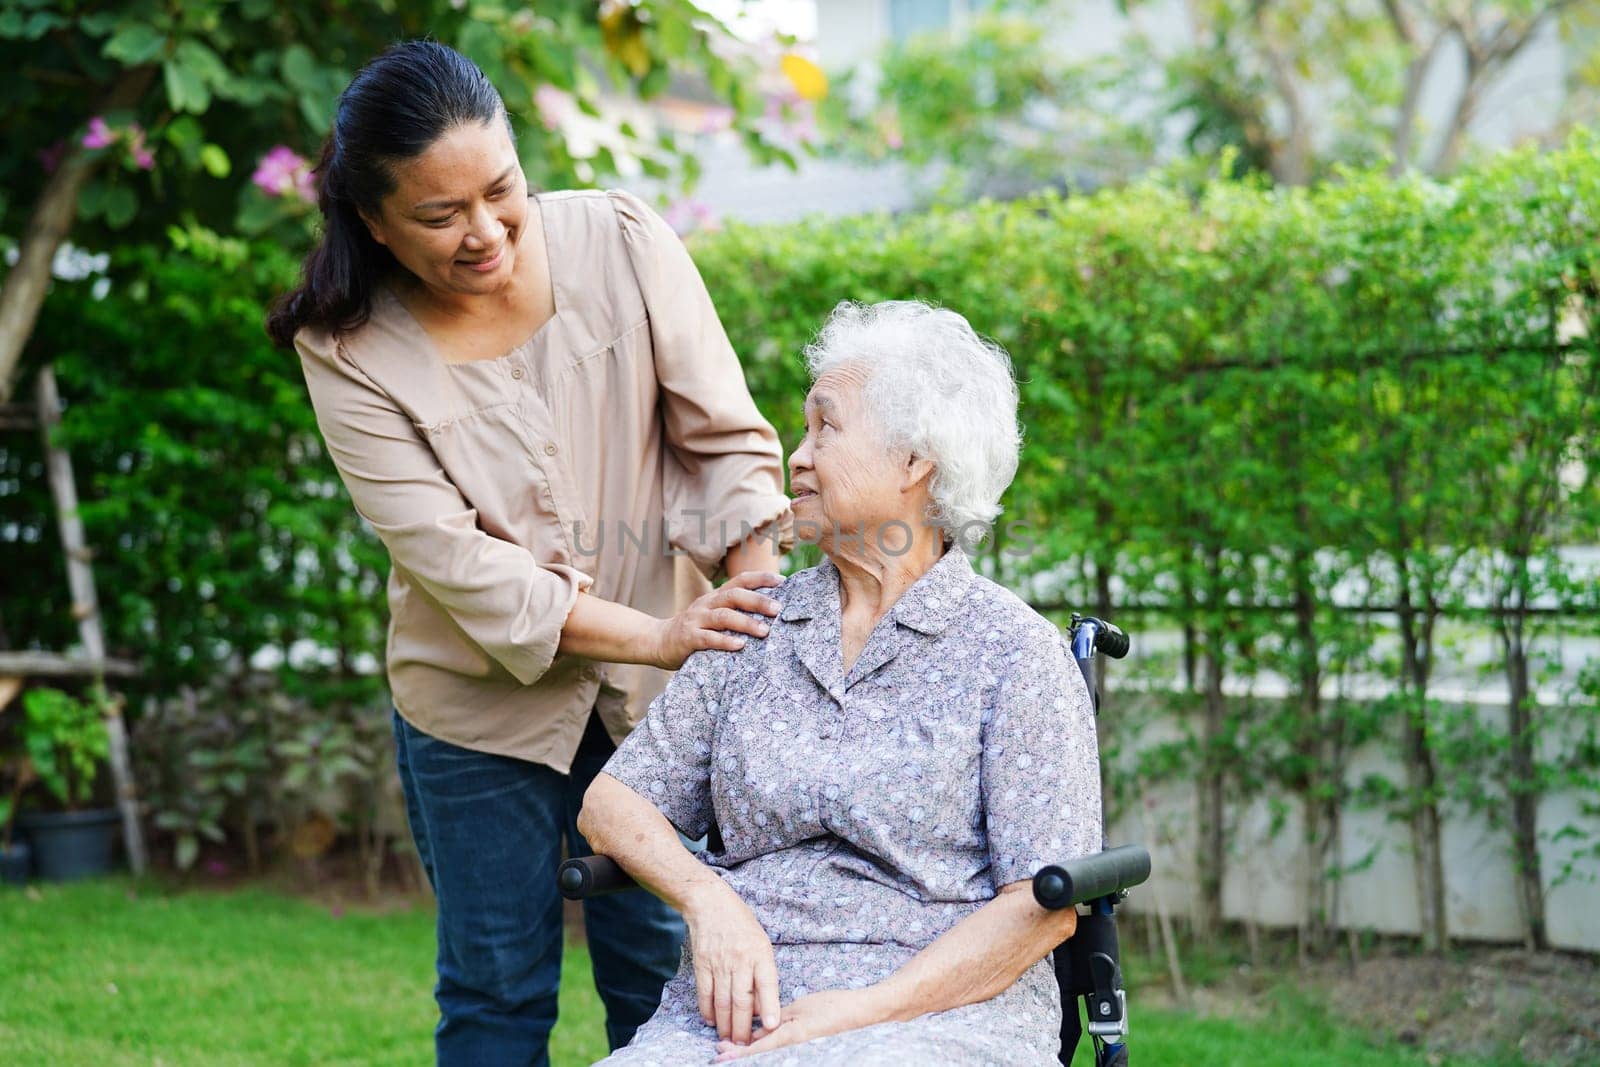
[781,54,828,102]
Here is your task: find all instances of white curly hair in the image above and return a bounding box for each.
[803,300,1021,544]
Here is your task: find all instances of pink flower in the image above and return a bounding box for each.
[252,145,316,203]
[662,198,718,235]
[699,106,735,135]
[82,116,115,150]
[127,125,154,171]
[534,84,574,132]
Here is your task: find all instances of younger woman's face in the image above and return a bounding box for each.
[361,119,529,299]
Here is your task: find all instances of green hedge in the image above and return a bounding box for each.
[690,136,1600,947]
[3,138,1596,929]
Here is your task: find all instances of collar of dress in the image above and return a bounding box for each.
[779,545,975,637]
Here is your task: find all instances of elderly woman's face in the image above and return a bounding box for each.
[789,365,917,552]
[360,120,529,298]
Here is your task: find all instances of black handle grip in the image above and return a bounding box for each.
[1032,845,1152,910]
[1094,623,1130,659]
[557,855,638,900]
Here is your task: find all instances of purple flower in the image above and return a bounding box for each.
[82,116,115,150]
[204,859,229,876]
[38,139,67,175]
[251,145,316,203]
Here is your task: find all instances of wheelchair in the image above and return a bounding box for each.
[560,614,1150,1067]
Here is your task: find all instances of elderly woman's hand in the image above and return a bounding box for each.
[650,571,782,670]
[682,881,784,1047]
[711,987,890,1061]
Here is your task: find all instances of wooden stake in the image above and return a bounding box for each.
[36,365,147,875]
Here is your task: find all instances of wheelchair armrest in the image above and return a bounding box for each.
[1032,845,1152,910]
[558,854,637,900]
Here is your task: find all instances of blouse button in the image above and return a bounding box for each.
[511,367,524,380]
[544,443,558,456]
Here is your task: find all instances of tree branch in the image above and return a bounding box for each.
[1381,0,1418,45]
[1428,3,1569,173]
[1249,0,1312,184]
[0,64,157,404]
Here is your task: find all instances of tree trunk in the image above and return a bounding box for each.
[0,152,97,404]
[1292,545,1332,959]
[1499,583,1548,950]
[1390,35,1443,175]
[1395,582,1449,951]
[0,66,157,403]
[1196,547,1227,936]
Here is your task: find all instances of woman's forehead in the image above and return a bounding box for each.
[388,121,516,205]
[806,365,869,410]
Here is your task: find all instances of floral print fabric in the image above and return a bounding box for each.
[599,547,1102,1065]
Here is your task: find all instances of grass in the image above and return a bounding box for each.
[1,879,1505,1066]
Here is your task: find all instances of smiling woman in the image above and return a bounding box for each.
[265,39,794,1067]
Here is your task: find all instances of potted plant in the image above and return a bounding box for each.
[15,686,120,881]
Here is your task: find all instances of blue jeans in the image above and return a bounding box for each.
[393,709,685,1066]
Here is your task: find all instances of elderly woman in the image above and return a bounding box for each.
[578,301,1102,1065]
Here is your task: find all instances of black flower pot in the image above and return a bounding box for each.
[17,808,120,881]
[0,839,30,886]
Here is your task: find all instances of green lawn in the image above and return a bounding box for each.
[1,880,1500,1066]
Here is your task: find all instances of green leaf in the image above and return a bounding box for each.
[104,22,169,65]
[164,115,203,149]
[18,11,65,39]
[298,91,335,135]
[199,144,231,178]
[77,180,108,220]
[175,39,230,90]
[164,56,212,113]
[103,185,138,228]
[280,44,319,93]
[78,12,120,37]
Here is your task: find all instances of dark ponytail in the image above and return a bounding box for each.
[266,39,509,348]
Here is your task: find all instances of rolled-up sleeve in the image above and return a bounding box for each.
[609,190,792,578]
[297,328,592,686]
[603,648,727,838]
[981,626,1103,889]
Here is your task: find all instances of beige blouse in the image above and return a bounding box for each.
[296,189,791,773]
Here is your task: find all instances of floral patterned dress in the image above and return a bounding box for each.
[598,547,1102,1066]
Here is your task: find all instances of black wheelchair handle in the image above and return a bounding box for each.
[559,854,636,900]
[1093,622,1130,660]
[564,846,1154,911]
[1032,845,1152,910]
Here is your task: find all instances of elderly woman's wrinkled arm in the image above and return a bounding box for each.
[578,773,784,1047]
[712,878,1074,1061]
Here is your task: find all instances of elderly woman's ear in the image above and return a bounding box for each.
[902,453,936,494]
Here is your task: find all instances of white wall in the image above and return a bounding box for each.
[1107,692,1600,951]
